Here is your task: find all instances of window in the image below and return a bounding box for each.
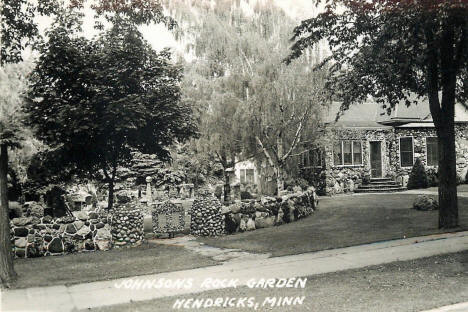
[240,169,255,184]
[427,137,439,166]
[333,141,363,166]
[333,142,343,166]
[302,148,323,168]
[343,141,352,165]
[400,137,414,167]
[353,141,362,165]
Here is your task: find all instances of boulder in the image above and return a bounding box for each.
[74,220,85,230]
[42,215,53,224]
[65,224,77,234]
[95,226,112,241]
[13,227,29,237]
[15,237,28,248]
[73,211,89,221]
[224,214,238,234]
[28,202,45,218]
[230,203,241,214]
[220,206,231,215]
[239,219,247,232]
[48,237,64,253]
[255,216,275,229]
[275,208,284,225]
[76,226,91,237]
[246,218,256,231]
[413,195,439,211]
[94,239,111,251]
[12,217,33,226]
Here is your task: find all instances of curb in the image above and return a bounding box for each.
[420,302,468,312]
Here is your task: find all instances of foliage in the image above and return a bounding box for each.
[407,158,429,190]
[26,10,197,209]
[426,167,439,187]
[285,177,310,192]
[287,0,467,228]
[170,0,328,195]
[287,0,467,112]
[240,190,253,200]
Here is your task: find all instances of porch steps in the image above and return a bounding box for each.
[354,178,407,193]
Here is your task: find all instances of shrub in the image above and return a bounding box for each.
[240,191,253,200]
[362,174,371,185]
[285,177,309,191]
[426,168,439,187]
[407,158,428,189]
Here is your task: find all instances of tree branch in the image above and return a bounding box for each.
[256,136,275,167]
[424,20,442,127]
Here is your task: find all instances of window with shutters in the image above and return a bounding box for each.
[400,137,414,167]
[426,137,439,166]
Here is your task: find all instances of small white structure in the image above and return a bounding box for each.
[233,159,258,186]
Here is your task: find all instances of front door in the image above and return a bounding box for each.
[370,141,382,178]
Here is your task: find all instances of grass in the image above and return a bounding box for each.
[198,193,468,257]
[11,192,468,290]
[12,241,218,289]
[86,251,468,312]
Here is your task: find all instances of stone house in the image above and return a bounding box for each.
[302,101,468,195]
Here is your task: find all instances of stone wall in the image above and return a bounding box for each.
[320,124,468,194]
[111,204,144,248]
[10,201,144,258]
[393,124,468,183]
[321,128,394,195]
[190,194,225,237]
[152,201,185,234]
[223,187,318,233]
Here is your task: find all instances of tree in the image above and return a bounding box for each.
[247,55,327,194]
[287,0,467,228]
[26,11,197,210]
[169,0,327,196]
[0,0,53,288]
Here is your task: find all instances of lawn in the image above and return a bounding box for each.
[12,241,218,289]
[11,192,468,289]
[198,193,468,257]
[87,251,468,312]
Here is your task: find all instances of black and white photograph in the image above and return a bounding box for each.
[0,0,467,311]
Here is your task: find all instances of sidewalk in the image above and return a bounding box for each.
[2,231,468,312]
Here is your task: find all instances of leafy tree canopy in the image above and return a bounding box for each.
[286,0,467,114]
[25,10,197,207]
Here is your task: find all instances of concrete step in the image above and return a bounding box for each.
[367,180,399,185]
[358,183,402,189]
[354,187,407,193]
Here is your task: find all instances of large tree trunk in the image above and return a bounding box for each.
[437,123,458,228]
[436,18,459,229]
[0,144,17,287]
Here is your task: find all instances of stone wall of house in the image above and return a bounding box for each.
[223,187,318,233]
[320,124,468,194]
[322,128,394,195]
[392,124,468,185]
[10,201,144,258]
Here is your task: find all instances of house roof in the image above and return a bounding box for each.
[324,97,468,128]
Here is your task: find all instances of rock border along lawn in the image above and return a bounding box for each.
[222,187,318,234]
[10,202,144,258]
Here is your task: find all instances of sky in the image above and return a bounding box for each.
[30,0,318,60]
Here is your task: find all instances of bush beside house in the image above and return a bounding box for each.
[407,158,428,190]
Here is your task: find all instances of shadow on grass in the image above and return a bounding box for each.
[198,193,468,257]
[12,241,218,289]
